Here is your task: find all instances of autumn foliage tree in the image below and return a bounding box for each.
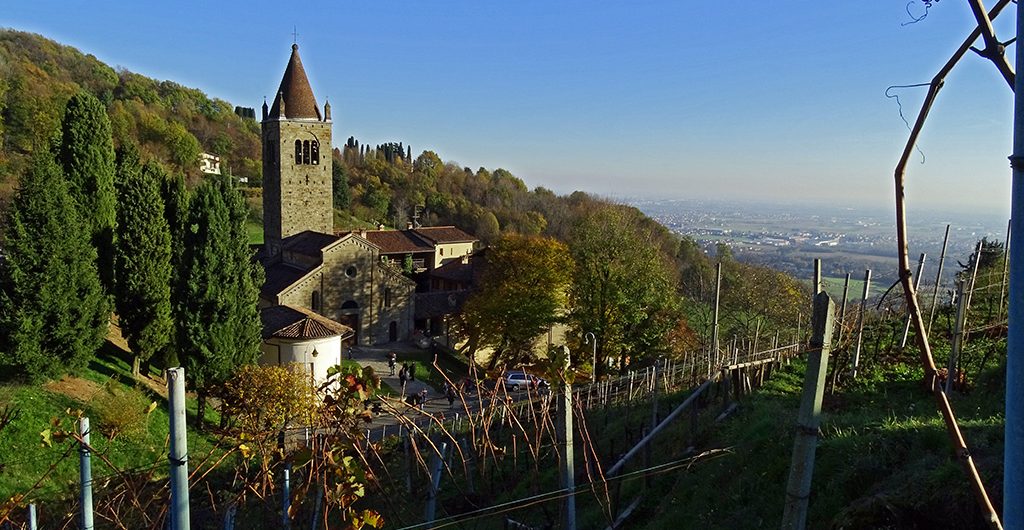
[568,205,680,376]
[459,234,573,369]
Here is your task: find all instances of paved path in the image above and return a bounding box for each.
[349,342,463,434]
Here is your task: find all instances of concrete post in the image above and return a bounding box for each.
[79,416,93,530]
[28,503,37,530]
[557,346,576,530]
[901,253,927,348]
[423,441,447,522]
[781,292,834,530]
[168,367,191,530]
[927,224,951,336]
[946,280,968,395]
[852,269,871,379]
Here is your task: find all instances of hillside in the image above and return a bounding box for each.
[0,29,262,201]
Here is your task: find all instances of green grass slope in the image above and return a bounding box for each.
[630,351,1005,529]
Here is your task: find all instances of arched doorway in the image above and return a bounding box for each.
[340,300,360,345]
[388,321,398,342]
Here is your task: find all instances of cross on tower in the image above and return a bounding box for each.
[292,26,299,44]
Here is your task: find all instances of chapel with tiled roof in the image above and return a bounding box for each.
[258,44,481,346]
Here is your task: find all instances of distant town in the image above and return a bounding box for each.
[633,198,1008,290]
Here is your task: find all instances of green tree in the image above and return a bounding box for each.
[161,171,190,368]
[113,146,173,377]
[332,161,351,210]
[568,206,679,376]
[178,175,264,423]
[459,234,573,369]
[0,155,109,381]
[57,90,117,291]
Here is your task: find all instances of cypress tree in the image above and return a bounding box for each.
[58,90,117,292]
[0,154,109,381]
[179,175,264,423]
[161,171,190,369]
[113,146,172,378]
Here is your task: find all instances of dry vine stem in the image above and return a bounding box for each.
[893,0,1012,527]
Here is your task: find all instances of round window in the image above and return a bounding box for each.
[345,266,357,278]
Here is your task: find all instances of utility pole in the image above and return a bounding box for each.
[585,332,597,380]
[711,262,722,375]
[1006,1,1024,522]
[168,367,191,530]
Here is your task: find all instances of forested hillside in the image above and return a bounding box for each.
[0,29,261,201]
[0,29,810,367]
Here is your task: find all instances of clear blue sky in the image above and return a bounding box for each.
[5,1,1017,214]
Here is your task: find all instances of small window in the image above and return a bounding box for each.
[345,266,357,278]
[384,288,392,308]
[294,140,302,164]
[311,140,319,165]
[302,140,311,164]
[311,290,321,312]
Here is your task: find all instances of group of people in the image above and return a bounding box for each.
[386,351,460,410]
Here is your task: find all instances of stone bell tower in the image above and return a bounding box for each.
[262,43,333,257]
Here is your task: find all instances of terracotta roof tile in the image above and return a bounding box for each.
[362,230,433,254]
[268,44,322,120]
[261,305,353,340]
[412,226,478,244]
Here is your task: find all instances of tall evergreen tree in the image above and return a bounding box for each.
[0,154,109,381]
[57,90,117,291]
[178,175,264,423]
[113,146,172,377]
[161,171,190,368]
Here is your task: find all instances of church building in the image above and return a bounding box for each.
[258,44,417,345]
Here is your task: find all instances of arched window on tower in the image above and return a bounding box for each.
[294,140,302,165]
[302,140,311,165]
[311,140,319,165]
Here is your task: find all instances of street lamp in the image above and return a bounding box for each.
[583,332,597,379]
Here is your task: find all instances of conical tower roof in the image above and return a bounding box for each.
[268,44,322,120]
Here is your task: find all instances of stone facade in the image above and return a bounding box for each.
[261,44,333,257]
[260,44,416,346]
[269,234,416,345]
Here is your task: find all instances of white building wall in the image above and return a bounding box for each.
[259,335,342,385]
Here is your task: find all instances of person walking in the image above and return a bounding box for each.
[399,365,408,396]
[388,352,397,376]
[409,363,417,382]
[446,385,457,409]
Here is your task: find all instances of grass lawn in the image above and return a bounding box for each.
[0,345,225,504]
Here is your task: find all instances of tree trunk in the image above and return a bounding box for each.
[131,355,141,378]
